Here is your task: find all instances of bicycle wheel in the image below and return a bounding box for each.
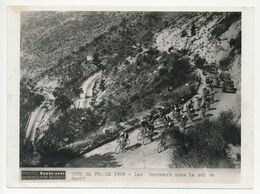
[115,144,121,154]
[137,131,143,141]
[157,142,164,153]
[126,139,130,147]
[143,135,148,145]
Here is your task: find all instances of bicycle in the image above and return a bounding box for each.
[201,107,206,118]
[157,136,167,153]
[143,131,153,145]
[115,138,130,154]
[137,127,146,141]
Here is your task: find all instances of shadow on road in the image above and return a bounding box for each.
[127,143,142,151]
[66,152,121,168]
[205,113,214,117]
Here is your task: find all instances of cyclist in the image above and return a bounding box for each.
[205,95,211,110]
[210,91,215,103]
[148,112,154,122]
[147,120,155,134]
[141,119,154,135]
[118,130,129,148]
[159,129,167,147]
[200,103,206,118]
[187,99,194,110]
[173,105,182,123]
[180,114,188,127]
[173,104,180,115]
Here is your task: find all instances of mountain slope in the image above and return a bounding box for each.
[21,11,126,79]
[20,12,241,167]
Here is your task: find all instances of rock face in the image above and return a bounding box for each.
[155,12,241,68]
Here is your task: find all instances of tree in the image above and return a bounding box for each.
[93,52,102,66]
[181,30,188,38]
[191,22,196,36]
[194,54,207,69]
[54,94,72,110]
[72,87,83,97]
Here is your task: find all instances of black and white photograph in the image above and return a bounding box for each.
[19,11,242,169]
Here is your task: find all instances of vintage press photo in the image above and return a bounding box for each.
[7,6,253,188]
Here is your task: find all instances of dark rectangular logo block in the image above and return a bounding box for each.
[21,170,66,180]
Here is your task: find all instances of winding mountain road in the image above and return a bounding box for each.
[76,71,102,108]
[25,72,102,143]
[66,69,240,168]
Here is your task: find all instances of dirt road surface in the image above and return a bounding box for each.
[66,69,240,168]
[67,127,173,168]
[25,102,48,141]
[76,71,102,108]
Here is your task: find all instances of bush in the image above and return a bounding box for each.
[156,52,193,90]
[194,54,207,69]
[170,111,240,168]
[54,94,72,110]
[106,98,132,123]
[212,12,241,37]
[229,31,241,54]
[35,108,103,156]
[219,55,233,70]
[142,95,156,109]
[181,30,188,37]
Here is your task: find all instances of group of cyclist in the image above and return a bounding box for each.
[117,78,217,153]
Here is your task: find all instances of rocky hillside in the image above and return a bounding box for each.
[155,12,241,92]
[21,11,126,79]
[20,12,241,167]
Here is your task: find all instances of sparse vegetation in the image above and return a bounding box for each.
[229,31,241,54]
[212,12,241,37]
[20,11,241,167]
[20,79,44,141]
[170,111,240,168]
[194,54,207,69]
[35,108,103,156]
[219,55,233,70]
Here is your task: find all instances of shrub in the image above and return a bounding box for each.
[212,12,241,37]
[54,94,72,110]
[229,31,241,54]
[181,30,188,37]
[219,55,233,70]
[106,98,132,123]
[191,22,196,36]
[35,108,103,156]
[170,111,240,168]
[194,54,207,69]
[142,95,156,109]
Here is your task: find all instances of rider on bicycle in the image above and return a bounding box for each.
[210,91,215,103]
[118,130,129,147]
[159,129,168,146]
[141,119,154,135]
